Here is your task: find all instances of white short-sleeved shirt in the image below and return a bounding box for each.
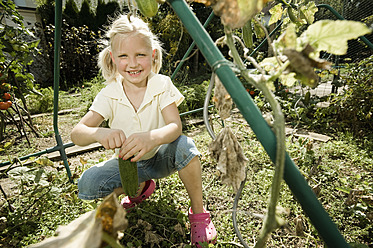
[90,72,184,160]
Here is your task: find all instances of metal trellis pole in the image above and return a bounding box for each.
[53,0,72,182]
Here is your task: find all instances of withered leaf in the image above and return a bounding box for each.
[193,0,268,29]
[213,74,233,120]
[96,193,128,237]
[283,45,330,88]
[209,126,247,190]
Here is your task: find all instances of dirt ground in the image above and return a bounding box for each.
[0,110,113,198]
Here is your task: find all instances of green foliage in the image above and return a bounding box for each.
[0,0,40,94]
[79,75,106,112]
[63,0,79,27]
[176,80,209,114]
[0,93,372,247]
[0,159,93,247]
[41,20,101,90]
[25,87,54,114]
[35,0,121,89]
[78,0,95,28]
[95,0,122,31]
[313,56,373,137]
[0,0,41,141]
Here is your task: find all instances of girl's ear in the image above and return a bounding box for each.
[152,49,156,59]
[110,51,115,63]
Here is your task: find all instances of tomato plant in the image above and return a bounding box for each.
[0,0,41,142]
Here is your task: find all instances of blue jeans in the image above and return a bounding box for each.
[78,135,201,200]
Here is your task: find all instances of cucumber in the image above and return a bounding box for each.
[242,20,253,49]
[119,158,138,197]
[134,0,159,17]
[288,7,299,24]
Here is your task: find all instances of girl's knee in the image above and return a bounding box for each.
[77,160,121,200]
[77,169,101,199]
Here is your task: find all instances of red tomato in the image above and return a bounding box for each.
[0,101,9,110]
[2,93,11,101]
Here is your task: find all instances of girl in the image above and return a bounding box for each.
[70,14,217,246]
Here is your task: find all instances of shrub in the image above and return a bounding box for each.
[41,21,102,90]
[176,80,209,115]
[314,55,373,136]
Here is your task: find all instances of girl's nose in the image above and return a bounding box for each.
[128,57,138,67]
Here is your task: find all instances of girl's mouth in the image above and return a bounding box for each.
[128,70,141,75]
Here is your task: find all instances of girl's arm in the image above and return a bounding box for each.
[71,110,126,149]
[120,102,182,161]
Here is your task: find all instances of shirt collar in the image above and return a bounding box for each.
[100,72,168,108]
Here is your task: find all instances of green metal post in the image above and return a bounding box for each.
[54,0,72,182]
[171,11,215,80]
[168,0,350,247]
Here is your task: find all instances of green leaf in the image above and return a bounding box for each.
[276,23,297,49]
[301,20,372,55]
[253,19,265,39]
[299,2,318,24]
[269,3,283,26]
[280,72,297,87]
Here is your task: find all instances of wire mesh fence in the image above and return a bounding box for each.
[289,0,373,98]
[315,0,373,63]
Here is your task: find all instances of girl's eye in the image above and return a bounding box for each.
[137,54,146,57]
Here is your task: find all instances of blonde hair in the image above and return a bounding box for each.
[98,15,163,83]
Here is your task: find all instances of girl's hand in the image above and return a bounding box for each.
[119,132,157,162]
[96,128,127,150]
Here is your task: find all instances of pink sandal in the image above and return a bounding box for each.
[188,208,217,247]
[121,180,155,210]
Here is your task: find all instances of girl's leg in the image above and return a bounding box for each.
[78,158,122,200]
[78,158,146,200]
[178,156,204,214]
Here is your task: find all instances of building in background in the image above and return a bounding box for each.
[3,0,40,28]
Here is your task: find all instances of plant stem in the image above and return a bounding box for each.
[0,184,13,212]
[225,27,286,248]
[101,231,124,248]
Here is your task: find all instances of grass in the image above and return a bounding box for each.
[0,86,372,247]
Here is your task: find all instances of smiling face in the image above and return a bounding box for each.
[110,33,153,88]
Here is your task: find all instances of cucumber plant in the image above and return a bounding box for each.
[199,0,371,247]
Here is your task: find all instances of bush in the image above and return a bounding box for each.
[35,0,121,90]
[25,87,54,114]
[314,56,373,136]
[176,80,209,114]
[41,21,102,90]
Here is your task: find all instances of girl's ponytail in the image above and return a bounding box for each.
[152,42,163,74]
[98,46,117,83]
